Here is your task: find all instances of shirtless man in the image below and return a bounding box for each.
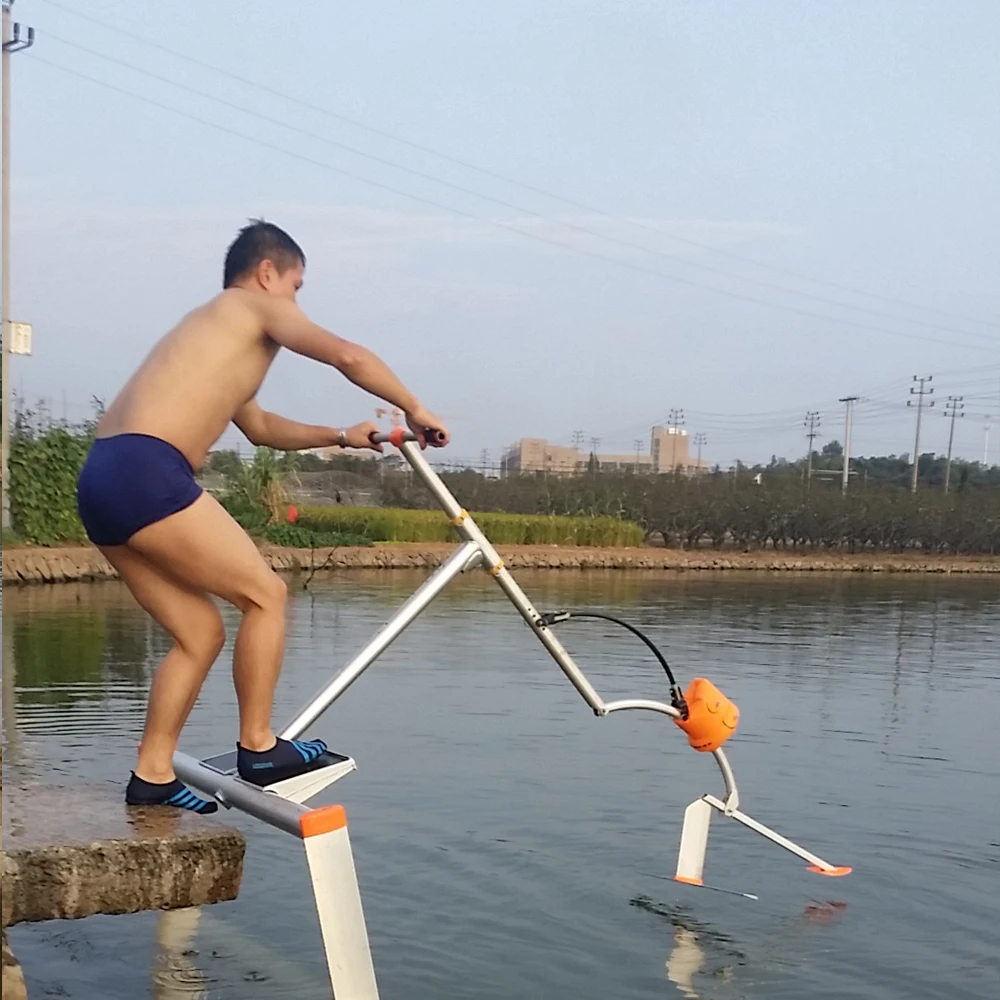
[76,220,449,813]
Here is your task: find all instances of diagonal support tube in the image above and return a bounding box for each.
[280,540,482,740]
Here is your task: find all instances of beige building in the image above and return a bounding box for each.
[502,426,707,476]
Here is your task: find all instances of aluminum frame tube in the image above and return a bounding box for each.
[703,794,833,870]
[279,540,481,740]
[173,752,308,837]
[397,439,607,713]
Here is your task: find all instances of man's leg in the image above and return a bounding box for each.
[124,492,286,747]
[99,544,226,783]
[124,492,326,784]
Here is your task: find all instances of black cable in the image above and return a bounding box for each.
[539,610,688,718]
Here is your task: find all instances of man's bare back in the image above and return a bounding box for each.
[76,219,448,813]
[97,292,281,469]
[99,286,446,470]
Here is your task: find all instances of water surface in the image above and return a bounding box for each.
[3,570,998,999]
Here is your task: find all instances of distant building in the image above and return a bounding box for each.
[501,426,708,476]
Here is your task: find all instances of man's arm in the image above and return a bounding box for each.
[255,297,450,446]
[233,399,379,452]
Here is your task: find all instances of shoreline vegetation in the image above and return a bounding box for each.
[3,541,998,586]
[5,414,998,587]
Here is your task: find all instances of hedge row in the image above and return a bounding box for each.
[416,472,1000,555]
[295,505,645,547]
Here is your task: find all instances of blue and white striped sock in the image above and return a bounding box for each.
[125,773,219,814]
[237,737,329,786]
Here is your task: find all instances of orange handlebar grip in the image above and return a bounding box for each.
[673,677,739,752]
[388,427,408,448]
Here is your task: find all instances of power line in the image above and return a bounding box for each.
[40,30,1000,350]
[38,0,1000,335]
[37,55,996,357]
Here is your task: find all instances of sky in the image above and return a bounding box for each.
[6,0,1000,468]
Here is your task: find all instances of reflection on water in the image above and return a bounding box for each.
[153,909,208,1000]
[3,571,999,1000]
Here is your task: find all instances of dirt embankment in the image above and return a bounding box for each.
[3,543,998,585]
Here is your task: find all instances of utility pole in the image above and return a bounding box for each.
[2,2,35,529]
[668,408,684,473]
[943,396,964,494]
[693,431,706,472]
[907,376,934,493]
[804,411,820,487]
[985,416,992,466]
[589,436,600,474]
[838,396,858,493]
[633,438,641,472]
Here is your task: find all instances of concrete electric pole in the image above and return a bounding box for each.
[804,411,820,487]
[943,396,964,494]
[2,1,34,530]
[838,396,858,493]
[907,376,934,493]
[693,431,706,472]
[668,408,684,473]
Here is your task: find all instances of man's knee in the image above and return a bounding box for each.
[244,571,287,615]
[177,606,226,664]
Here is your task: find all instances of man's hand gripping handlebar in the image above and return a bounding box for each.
[370,427,448,450]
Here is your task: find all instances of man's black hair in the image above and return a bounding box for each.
[223,219,306,288]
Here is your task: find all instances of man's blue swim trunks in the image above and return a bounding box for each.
[77,433,203,546]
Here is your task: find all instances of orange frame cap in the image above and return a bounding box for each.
[300,804,347,838]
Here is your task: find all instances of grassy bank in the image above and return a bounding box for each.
[296,506,645,547]
[4,542,999,586]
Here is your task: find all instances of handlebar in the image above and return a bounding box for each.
[369,427,447,448]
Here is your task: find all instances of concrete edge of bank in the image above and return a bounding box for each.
[3,543,999,585]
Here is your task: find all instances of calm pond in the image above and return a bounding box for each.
[2,570,998,999]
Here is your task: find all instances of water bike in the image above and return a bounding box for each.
[174,428,849,999]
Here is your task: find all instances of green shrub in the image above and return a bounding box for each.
[10,415,95,544]
[295,506,645,547]
[256,522,371,548]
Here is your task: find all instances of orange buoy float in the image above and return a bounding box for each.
[673,677,739,752]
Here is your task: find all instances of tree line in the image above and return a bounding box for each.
[381,466,1000,556]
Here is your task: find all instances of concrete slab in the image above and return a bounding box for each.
[2,781,245,927]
